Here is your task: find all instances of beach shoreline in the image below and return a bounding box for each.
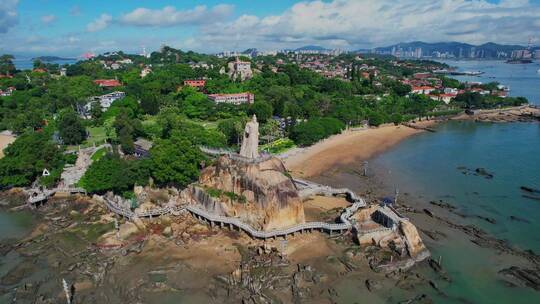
[0,133,16,158]
[304,119,540,302]
[284,120,437,178]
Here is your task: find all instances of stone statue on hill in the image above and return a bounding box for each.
[240,115,259,159]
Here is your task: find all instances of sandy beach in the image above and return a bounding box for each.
[0,133,16,158]
[284,121,435,178]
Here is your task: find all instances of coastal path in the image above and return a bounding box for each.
[101,179,368,239]
[27,187,87,205]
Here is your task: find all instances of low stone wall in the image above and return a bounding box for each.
[356,228,394,245]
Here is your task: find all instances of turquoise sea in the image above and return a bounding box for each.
[371,60,540,303]
[1,60,538,303]
[13,58,78,70]
[439,59,540,105]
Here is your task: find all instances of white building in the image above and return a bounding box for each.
[207,93,254,105]
[79,91,126,118]
[411,86,435,95]
[140,66,152,78]
[228,58,253,81]
[444,88,459,94]
[0,87,15,97]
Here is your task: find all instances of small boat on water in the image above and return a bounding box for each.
[537,68,540,74]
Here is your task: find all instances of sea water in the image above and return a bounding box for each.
[368,61,540,303]
[372,121,540,303]
[438,59,540,105]
[13,58,78,70]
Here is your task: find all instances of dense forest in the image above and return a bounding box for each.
[0,47,528,195]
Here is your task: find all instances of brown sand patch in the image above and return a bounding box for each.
[282,233,335,263]
[0,134,16,158]
[303,195,349,222]
[284,123,435,178]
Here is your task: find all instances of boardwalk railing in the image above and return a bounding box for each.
[102,197,172,220]
[185,204,351,239]
[27,187,87,204]
[101,179,368,239]
[199,146,273,164]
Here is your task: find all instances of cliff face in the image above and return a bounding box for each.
[189,156,305,231]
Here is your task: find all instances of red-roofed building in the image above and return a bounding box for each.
[494,91,508,98]
[413,72,431,79]
[438,93,456,104]
[94,79,122,88]
[32,68,47,73]
[411,86,435,95]
[0,87,15,97]
[207,92,254,105]
[184,79,206,88]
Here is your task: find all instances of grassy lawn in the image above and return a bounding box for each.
[260,138,296,154]
[91,147,107,161]
[87,126,108,144]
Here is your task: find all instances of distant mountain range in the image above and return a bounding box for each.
[32,56,76,62]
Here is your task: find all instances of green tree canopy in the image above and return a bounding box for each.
[248,101,273,123]
[290,117,344,146]
[58,108,86,145]
[149,131,205,188]
[0,131,64,188]
[0,54,16,76]
[80,154,151,194]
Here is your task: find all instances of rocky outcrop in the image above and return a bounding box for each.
[400,220,429,259]
[188,155,305,231]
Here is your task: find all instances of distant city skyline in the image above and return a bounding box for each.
[1,0,540,57]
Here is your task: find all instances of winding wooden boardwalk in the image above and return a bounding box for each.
[27,187,86,204]
[102,179,367,239]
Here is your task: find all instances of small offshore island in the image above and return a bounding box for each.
[0,48,539,303]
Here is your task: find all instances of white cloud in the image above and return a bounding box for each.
[41,14,56,25]
[0,0,19,34]
[198,0,540,50]
[86,14,112,32]
[119,4,233,27]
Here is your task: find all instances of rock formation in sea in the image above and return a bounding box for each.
[185,155,306,231]
[182,115,305,231]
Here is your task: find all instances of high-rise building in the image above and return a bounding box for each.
[469,47,476,58]
[415,47,422,58]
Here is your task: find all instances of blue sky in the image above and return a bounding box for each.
[1,0,540,57]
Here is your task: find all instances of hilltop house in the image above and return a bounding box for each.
[134,138,153,158]
[140,66,152,78]
[227,58,253,81]
[429,93,455,104]
[183,79,206,88]
[0,87,16,97]
[78,91,126,118]
[411,86,435,95]
[94,79,122,88]
[208,92,254,105]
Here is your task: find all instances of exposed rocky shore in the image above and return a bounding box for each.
[0,184,441,304]
[453,105,540,123]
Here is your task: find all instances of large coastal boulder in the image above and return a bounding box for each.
[399,220,428,259]
[187,155,305,231]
